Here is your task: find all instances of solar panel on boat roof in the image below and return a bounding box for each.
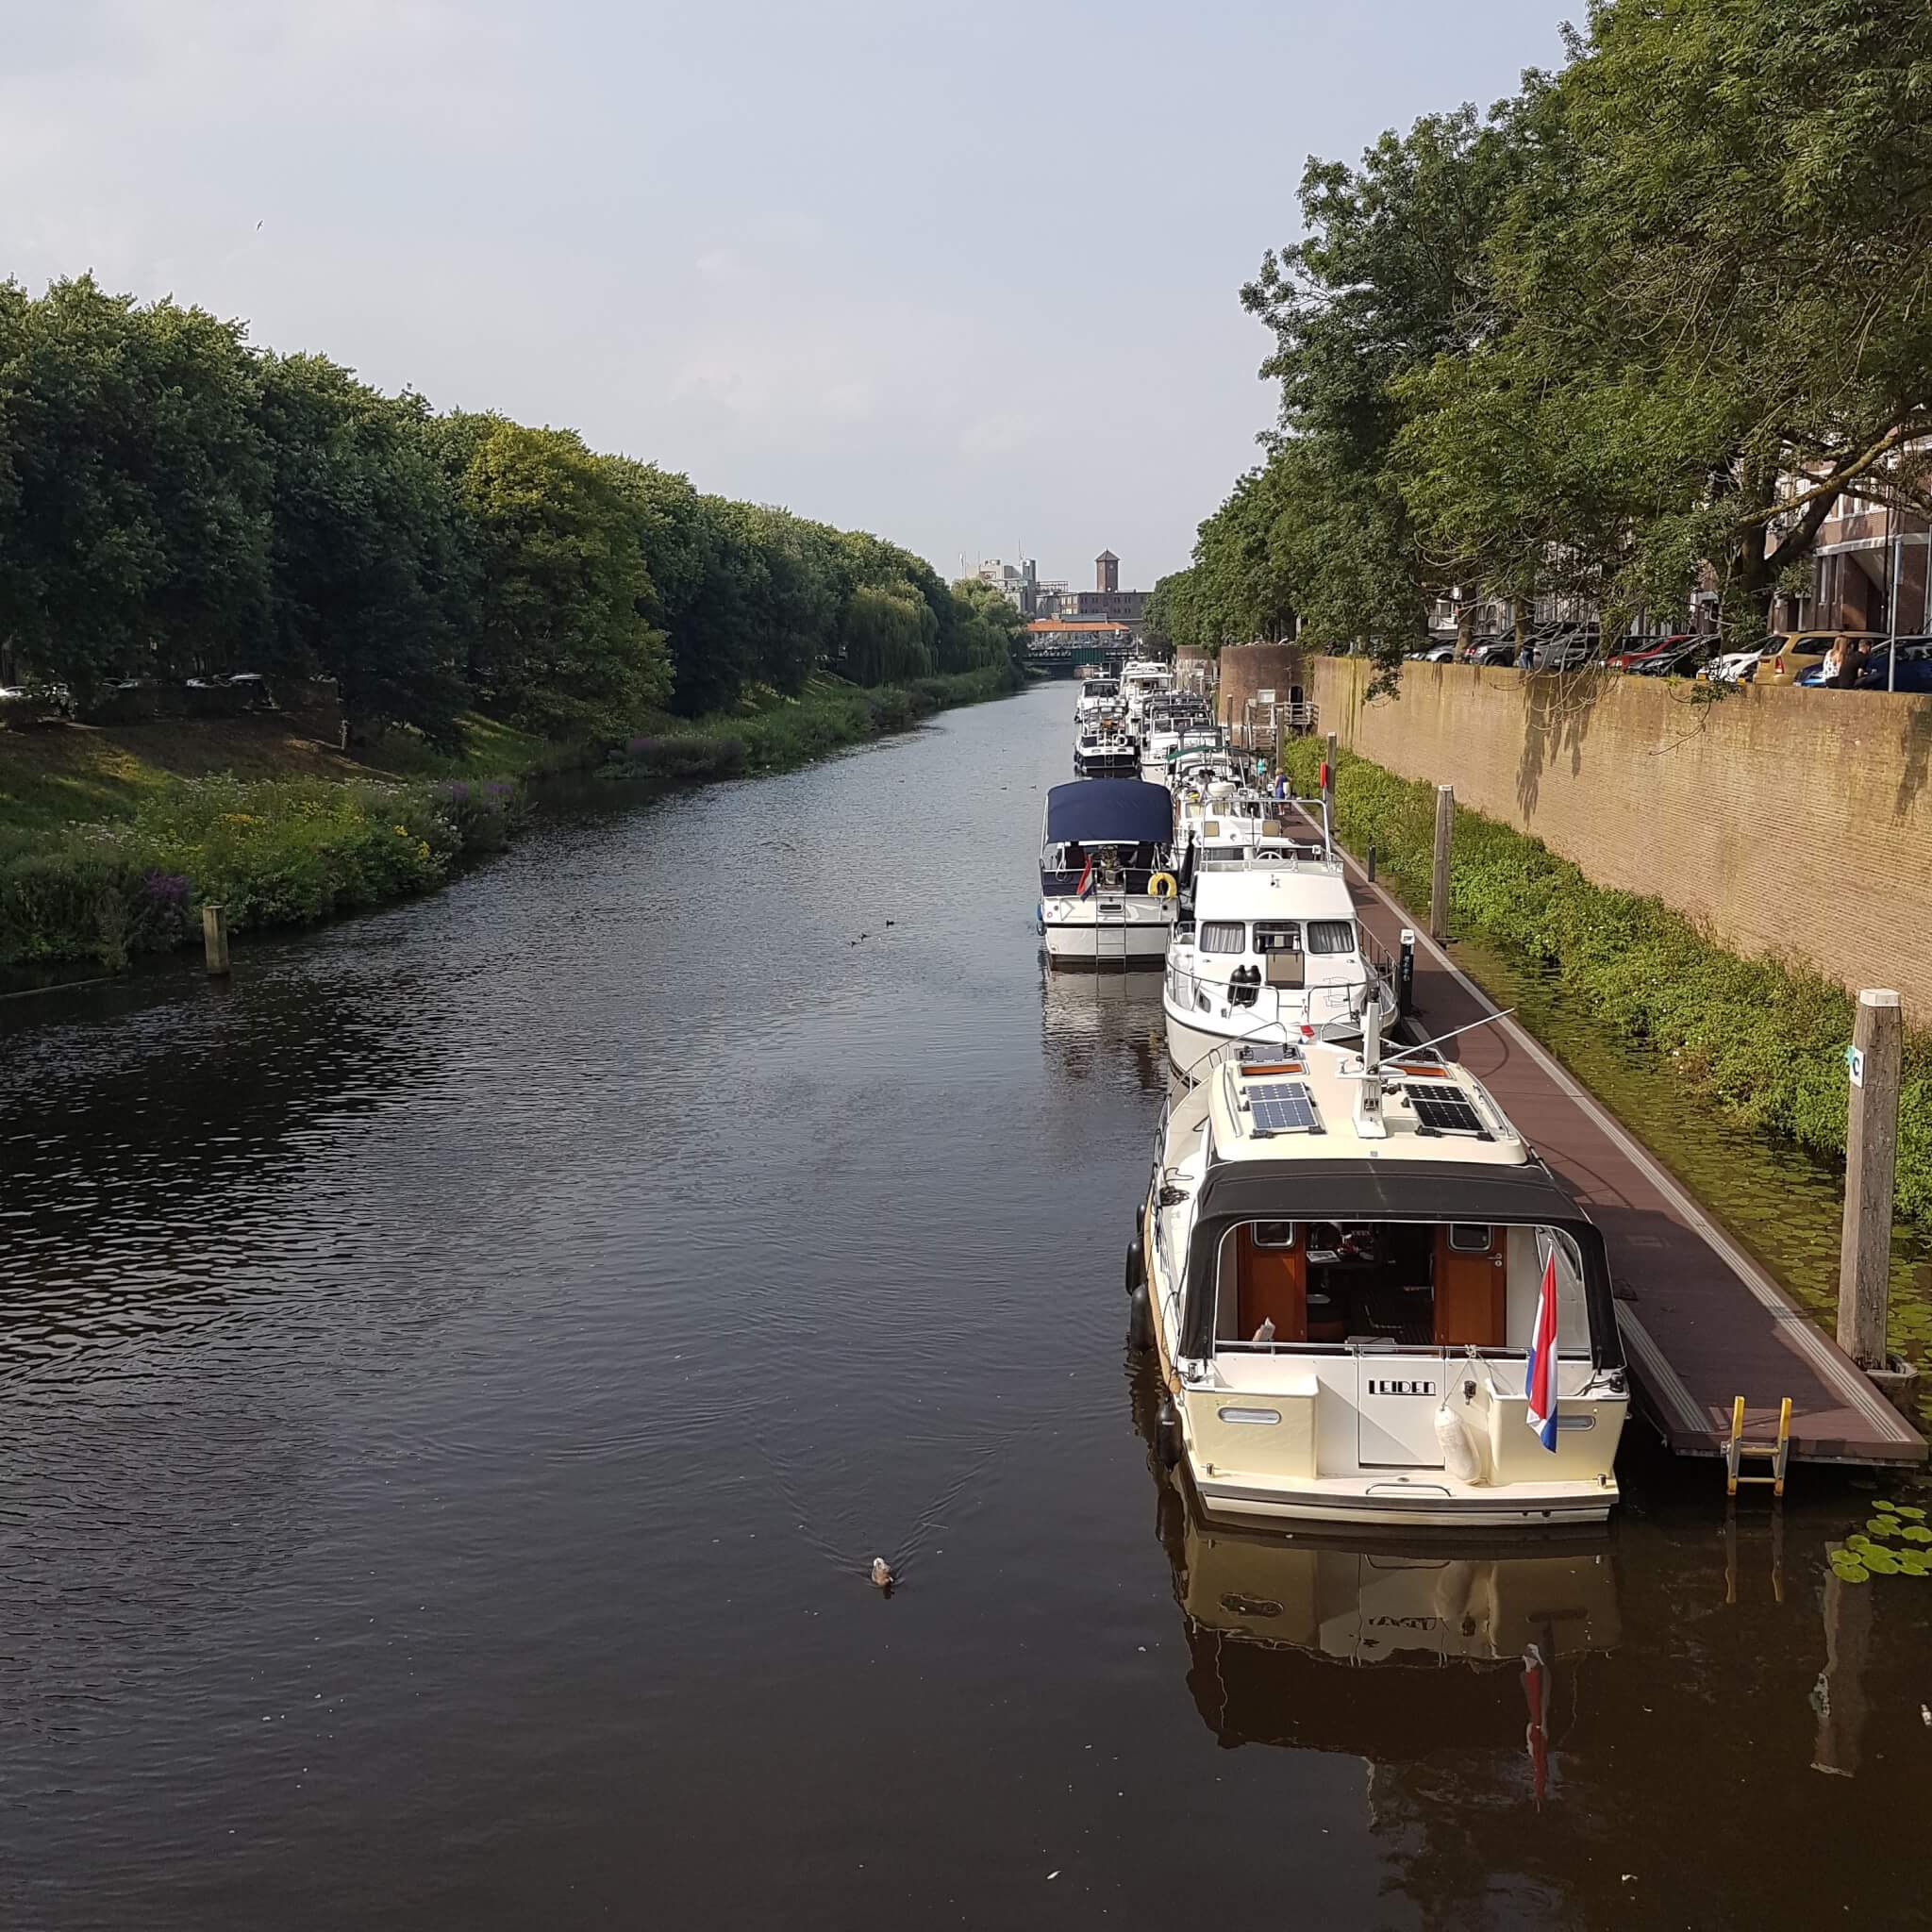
[1403,1084,1490,1138]
[1247,1080,1321,1136]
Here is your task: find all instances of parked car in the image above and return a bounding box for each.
[1470,641,1519,667]
[1698,638,1777,684]
[1756,629,1885,687]
[1532,629,1604,672]
[1795,639,1932,693]
[0,679,75,719]
[1605,633,1693,673]
[1634,636,1722,678]
[1407,642,1458,662]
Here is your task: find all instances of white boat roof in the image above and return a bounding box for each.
[1192,865,1356,920]
[1206,1042,1530,1167]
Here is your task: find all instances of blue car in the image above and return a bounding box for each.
[1795,639,1932,692]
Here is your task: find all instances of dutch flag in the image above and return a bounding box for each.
[1075,856,1095,899]
[1524,1249,1559,1451]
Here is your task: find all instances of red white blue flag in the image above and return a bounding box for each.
[1075,857,1095,899]
[1524,1249,1559,1451]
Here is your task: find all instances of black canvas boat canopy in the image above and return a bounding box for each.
[1177,1157,1625,1368]
[1044,779,1173,846]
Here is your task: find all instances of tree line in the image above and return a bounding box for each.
[0,276,1025,742]
[1148,0,1932,673]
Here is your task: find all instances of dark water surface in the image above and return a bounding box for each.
[4,682,1929,1930]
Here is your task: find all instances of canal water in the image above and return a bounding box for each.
[4,680,1928,1930]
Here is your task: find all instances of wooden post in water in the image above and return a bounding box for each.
[203,904,230,977]
[1837,988,1903,1370]
[1429,785,1454,943]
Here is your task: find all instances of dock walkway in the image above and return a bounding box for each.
[1339,853,1925,1468]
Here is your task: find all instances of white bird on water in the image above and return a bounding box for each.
[870,1557,894,1590]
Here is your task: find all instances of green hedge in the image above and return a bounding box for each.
[600,664,1020,788]
[1279,739,1932,1228]
[0,773,522,971]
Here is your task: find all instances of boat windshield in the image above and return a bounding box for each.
[1206,1219,1591,1354]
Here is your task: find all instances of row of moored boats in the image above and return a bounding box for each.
[1042,660,1630,1534]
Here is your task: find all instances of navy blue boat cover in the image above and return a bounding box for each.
[1044,779,1174,845]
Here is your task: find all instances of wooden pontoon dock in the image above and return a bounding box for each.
[1340,856,1926,1470]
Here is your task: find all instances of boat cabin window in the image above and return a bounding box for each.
[1307,921,1356,955]
[1254,923,1301,955]
[1199,922,1245,954]
[1209,1219,1591,1355]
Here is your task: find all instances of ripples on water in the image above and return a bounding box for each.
[3,686,1929,1929]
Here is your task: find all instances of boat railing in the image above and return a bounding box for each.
[1164,957,1388,1045]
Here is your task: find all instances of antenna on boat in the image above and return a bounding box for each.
[1388,1006,1520,1066]
[1353,998,1387,1138]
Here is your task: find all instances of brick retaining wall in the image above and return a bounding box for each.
[1312,656,1932,1011]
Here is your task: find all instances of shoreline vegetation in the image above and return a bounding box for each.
[1,666,1022,976]
[1277,739,1932,1235]
[0,272,1035,976]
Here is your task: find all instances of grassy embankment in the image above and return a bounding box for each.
[0,666,1017,973]
[1277,738,1932,1231]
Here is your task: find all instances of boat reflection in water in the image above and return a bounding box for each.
[1037,964,1166,1094]
[1135,1374,1620,1773]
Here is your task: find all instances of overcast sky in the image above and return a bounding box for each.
[1,0,1570,589]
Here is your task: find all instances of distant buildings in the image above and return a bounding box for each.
[975,558,1039,616]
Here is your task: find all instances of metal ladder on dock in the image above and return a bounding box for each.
[1724,1395,1793,1497]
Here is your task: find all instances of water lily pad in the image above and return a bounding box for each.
[1866,1553,1902,1575]
[1904,1526,1932,1543]
[1847,1534,1874,1550]
[1837,1563,1872,1584]
[1866,1518,1903,1539]
[1892,1505,1927,1521]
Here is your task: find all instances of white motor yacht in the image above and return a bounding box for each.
[1039,779,1178,969]
[1128,1016,1629,1529]
[1074,675,1121,725]
[1163,799,1395,1073]
[1072,711,1140,778]
[1139,702,1215,783]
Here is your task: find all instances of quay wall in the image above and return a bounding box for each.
[1309,656,1932,1011]
[1217,641,1303,738]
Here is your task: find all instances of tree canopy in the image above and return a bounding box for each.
[1160,0,1932,673]
[0,276,1024,738]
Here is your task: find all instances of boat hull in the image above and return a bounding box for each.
[1161,986,1386,1079]
[1042,896,1174,970]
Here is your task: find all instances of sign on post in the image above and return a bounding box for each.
[1847,1045,1865,1089]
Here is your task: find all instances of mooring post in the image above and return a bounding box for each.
[1429,785,1454,943]
[1366,838,1377,883]
[1396,927,1416,1018]
[203,903,230,978]
[1837,988,1903,1370]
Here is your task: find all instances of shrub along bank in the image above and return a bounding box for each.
[599,664,1020,788]
[1278,739,1932,1229]
[1,666,1020,973]
[0,773,520,973]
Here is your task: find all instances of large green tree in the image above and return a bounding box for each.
[1394,0,1932,638]
[257,355,471,743]
[441,414,670,739]
[0,275,270,695]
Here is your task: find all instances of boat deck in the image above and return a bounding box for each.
[1337,853,1925,1468]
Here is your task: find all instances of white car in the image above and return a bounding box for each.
[1701,641,1773,685]
[0,680,74,715]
